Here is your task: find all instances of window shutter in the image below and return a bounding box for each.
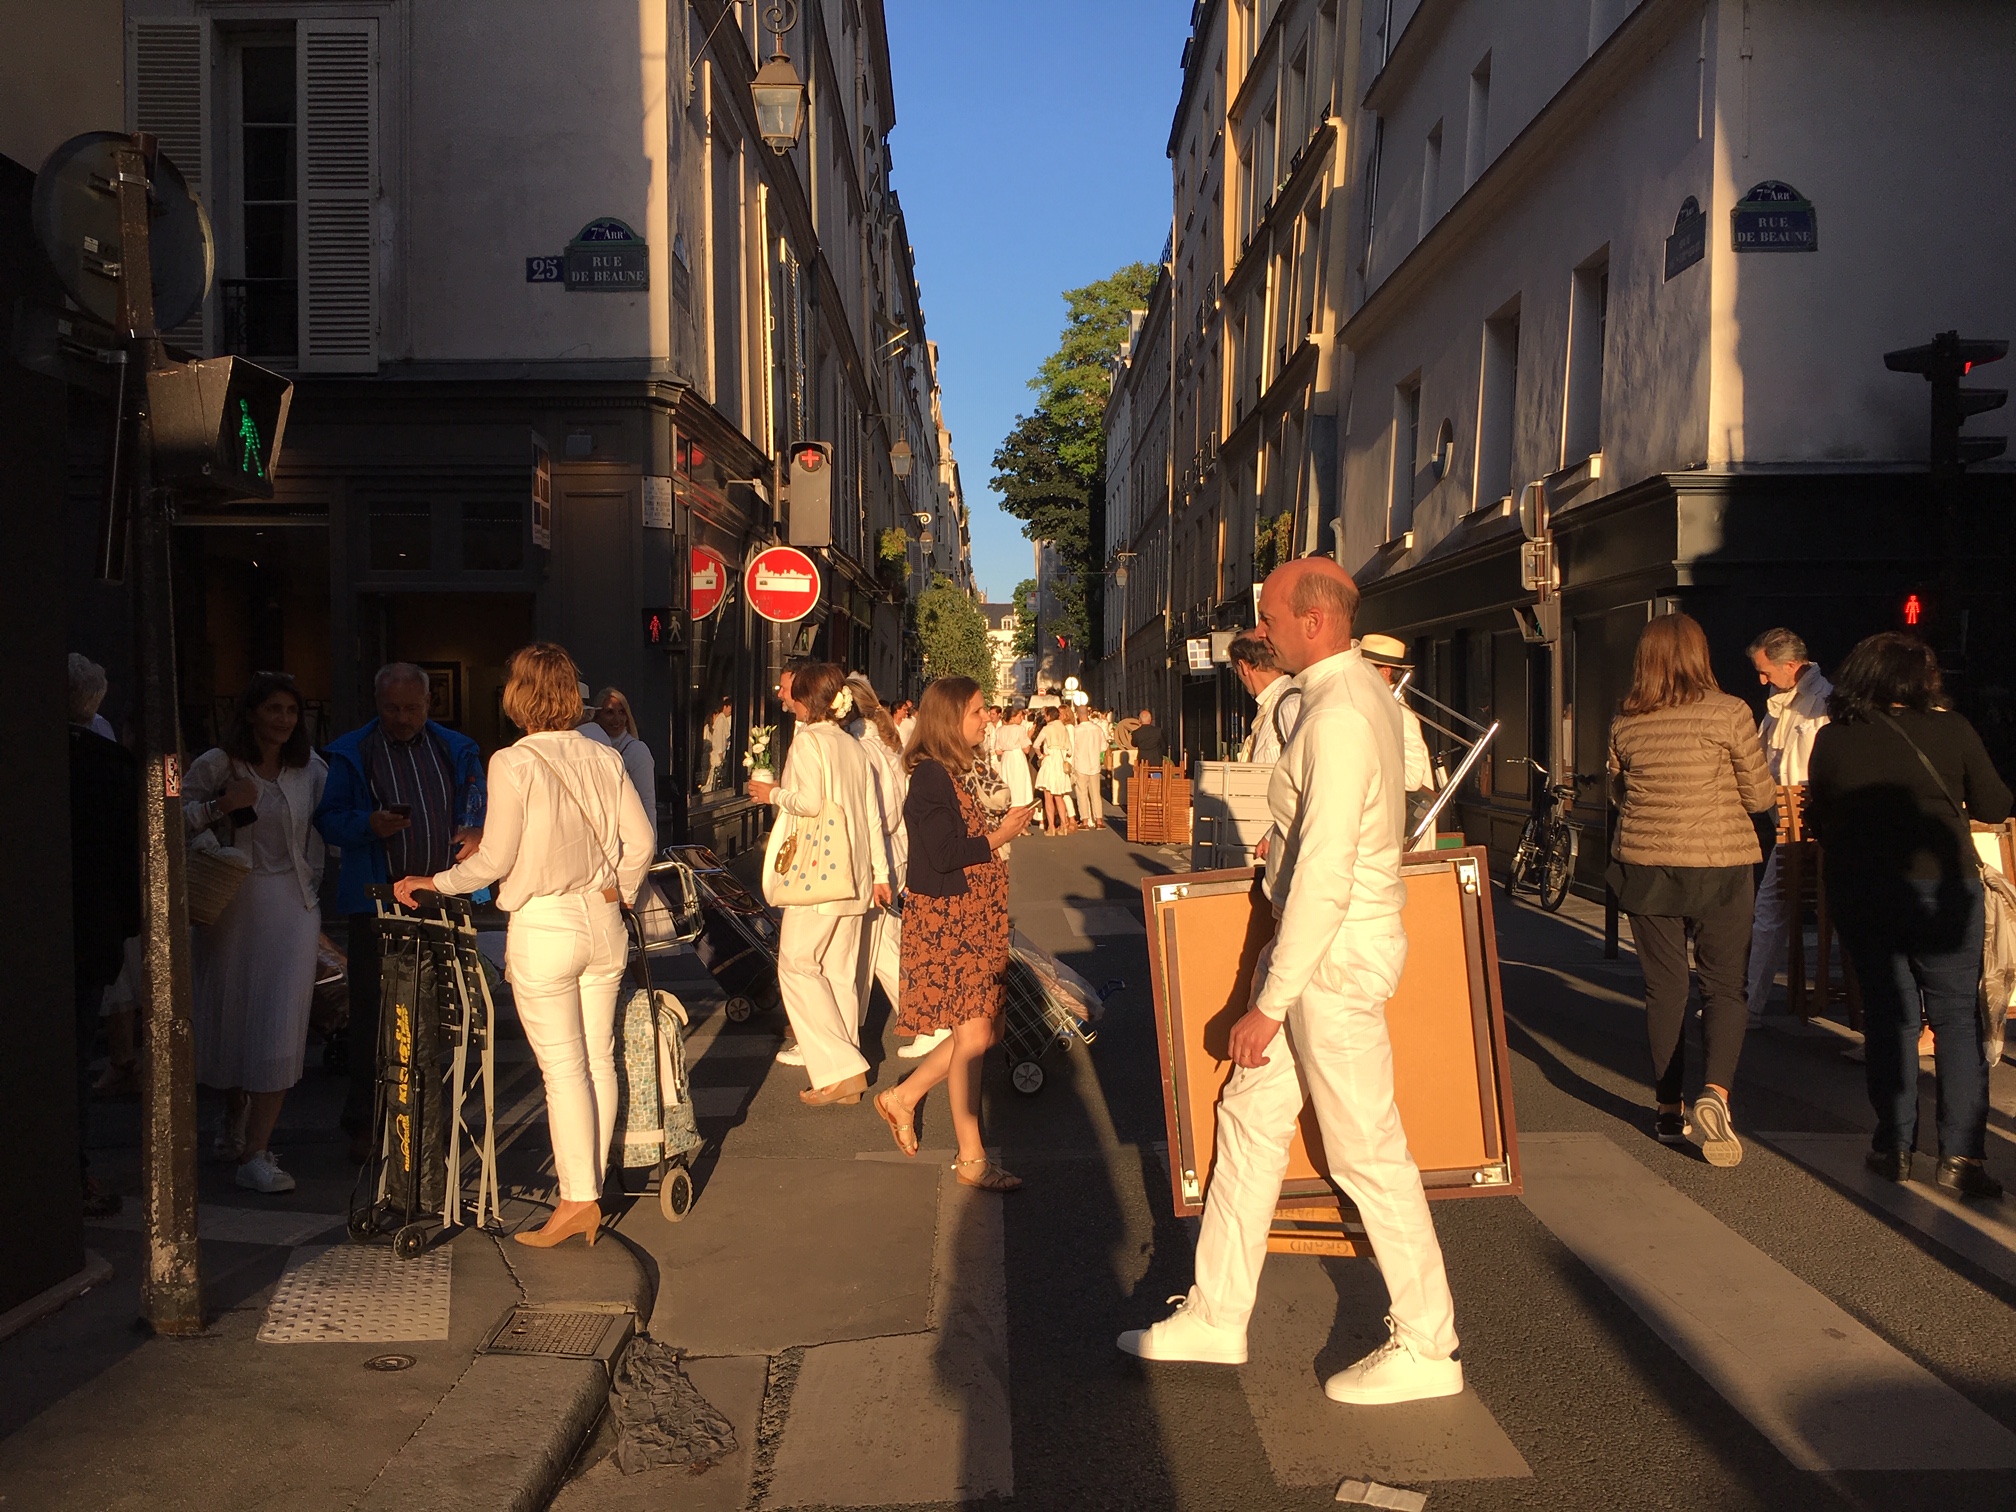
[298,18,377,372]
[128,19,210,352]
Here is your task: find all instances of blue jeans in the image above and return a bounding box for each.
[1843,875,1987,1160]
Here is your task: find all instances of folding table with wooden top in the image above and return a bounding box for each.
[1142,848,1521,1257]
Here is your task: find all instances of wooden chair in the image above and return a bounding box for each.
[1780,784,1860,1027]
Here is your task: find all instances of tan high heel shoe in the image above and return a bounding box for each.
[513,1200,601,1248]
[800,1072,868,1106]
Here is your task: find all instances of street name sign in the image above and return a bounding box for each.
[1732,181,1817,252]
[1664,196,1706,280]
[564,218,649,291]
[745,545,821,623]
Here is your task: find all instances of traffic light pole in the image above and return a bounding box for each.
[113,134,204,1335]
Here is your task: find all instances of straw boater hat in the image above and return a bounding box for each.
[1357,633,1411,669]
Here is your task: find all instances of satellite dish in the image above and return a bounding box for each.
[33,132,213,332]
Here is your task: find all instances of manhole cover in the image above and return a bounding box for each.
[364,1353,415,1372]
[479,1304,632,1360]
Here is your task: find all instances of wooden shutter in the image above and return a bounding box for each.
[297,18,377,372]
[128,19,210,351]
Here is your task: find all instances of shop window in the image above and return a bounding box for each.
[461,495,524,572]
[1490,630,1530,799]
[369,499,431,571]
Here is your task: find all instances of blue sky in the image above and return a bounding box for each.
[883,0,1190,603]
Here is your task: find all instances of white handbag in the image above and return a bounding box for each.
[761,739,857,908]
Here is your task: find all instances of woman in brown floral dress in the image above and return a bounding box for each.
[875,677,1034,1189]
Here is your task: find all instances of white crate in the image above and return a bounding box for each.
[1192,761,1274,870]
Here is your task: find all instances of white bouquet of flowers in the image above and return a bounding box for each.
[743,723,776,784]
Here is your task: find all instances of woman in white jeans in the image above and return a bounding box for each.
[747,661,889,1105]
[396,644,653,1249]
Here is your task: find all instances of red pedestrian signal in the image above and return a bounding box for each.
[794,445,826,473]
[642,606,675,649]
[1902,592,1922,627]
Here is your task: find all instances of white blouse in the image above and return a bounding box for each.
[433,731,654,912]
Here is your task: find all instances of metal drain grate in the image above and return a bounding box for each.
[479,1303,633,1361]
[258,1244,452,1344]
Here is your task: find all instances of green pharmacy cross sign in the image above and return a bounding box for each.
[564,218,650,292]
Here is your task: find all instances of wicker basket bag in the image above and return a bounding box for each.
[186,847,252,926]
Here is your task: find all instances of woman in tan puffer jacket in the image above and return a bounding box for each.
[1607,613,1774,1168]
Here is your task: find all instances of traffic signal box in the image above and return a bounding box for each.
[1884,331,2008,475]
[786,440,833,548]
[145,356,293,500]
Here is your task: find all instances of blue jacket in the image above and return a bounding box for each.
[316,719,486,915]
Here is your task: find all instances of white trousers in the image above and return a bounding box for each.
[1193,922,1459,1359]
[506,893,627,1203]
[857,906,902,1028]
[1073,771,1102,831]
[1746,848,1790,1016]
[777,908,870,1087]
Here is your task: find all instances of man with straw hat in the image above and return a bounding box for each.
[1358,633,1434,799]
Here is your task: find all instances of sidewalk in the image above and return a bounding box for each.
[0,975,649,1512]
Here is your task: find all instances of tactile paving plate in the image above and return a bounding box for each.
[257,1243,452,1344]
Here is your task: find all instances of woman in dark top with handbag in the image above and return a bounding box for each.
[873,676,1033,1190]
[1807,632,2013,1199]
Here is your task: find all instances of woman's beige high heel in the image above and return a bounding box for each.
[514,1200,601,1248]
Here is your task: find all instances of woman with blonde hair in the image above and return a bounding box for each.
[396,644,655,1247]
[748,662,890,1104]
[587,686,657,822]
[874,677,1034,1190]
[1034,705,1077,835]
[1607,613,1774,1167]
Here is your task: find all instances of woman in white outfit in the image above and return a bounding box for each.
[747,662,890,1105]
[184,673,328,1194]
[396,644,654,1249]
[589,686,658,823]
[994,707,1035,809]
[1034,708,1077,835]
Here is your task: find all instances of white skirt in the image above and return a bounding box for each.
[997,749,1035,805]
[192,870,320,1093]
[1035,750,1072,794]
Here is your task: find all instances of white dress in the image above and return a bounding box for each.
[994,722,1035,805]
[1034,722,1073,794]
[192,765,325,1093]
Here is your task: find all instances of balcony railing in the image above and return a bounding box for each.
[220,278,299,361]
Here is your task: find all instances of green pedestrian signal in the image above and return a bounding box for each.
[237,399,266,480]
[146,356,293,499]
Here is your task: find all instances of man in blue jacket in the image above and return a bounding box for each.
[315,663,485,1160]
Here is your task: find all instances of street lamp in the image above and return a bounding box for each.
[1112,551,1137,711]
[890,438,913,478]
[750,3,806,154]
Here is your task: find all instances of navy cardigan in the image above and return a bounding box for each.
[903,759,994,896]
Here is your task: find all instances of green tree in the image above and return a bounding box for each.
[991,261,1160,654]
[1009,576,1038,660]
[914,575,995,700]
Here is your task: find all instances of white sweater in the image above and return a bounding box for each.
[769,721,888,916]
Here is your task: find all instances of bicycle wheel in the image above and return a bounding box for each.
[1538,824,1577,912]
[1503,821,1538,901]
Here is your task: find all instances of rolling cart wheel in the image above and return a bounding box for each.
[1011,1060,1046,1095]
[347,1211,376,1244]
[724,995,755,1023]
[660,1165,695,1223]
[393,1223,429,1259]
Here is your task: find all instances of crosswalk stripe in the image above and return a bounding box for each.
[1520,1132,2016,1471]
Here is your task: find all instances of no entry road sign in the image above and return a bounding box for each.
[745,545,821,623]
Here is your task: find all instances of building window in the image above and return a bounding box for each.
[1476,304,1520,509]
[1563,254,1609,466]
[1418,120,1442,240]
[1464,54,1492,189]
[461,495,525,572]
[230,43,299,360]
[1390,376,1421,536]
[369,500,432,571]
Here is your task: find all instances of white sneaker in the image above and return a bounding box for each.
[774,1041,806,1067]
[235,1150,297,1194]
[1323,1319,1462,1405]
[1116,1289,1247,1365]
[897,1029,950,1060]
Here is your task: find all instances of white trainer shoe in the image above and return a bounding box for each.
[1323,1318,1462,1405]
[1116,1289,1247,1365]
[897,1029,950,1060]
[235,1150,297,1194]
[775,1041,806,1067]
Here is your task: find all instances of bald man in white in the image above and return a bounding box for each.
[1118,557,1461,1406]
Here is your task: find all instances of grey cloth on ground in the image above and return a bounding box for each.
[610,1335,738,1474]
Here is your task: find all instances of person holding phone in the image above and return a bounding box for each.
[183,673,328,1192]
[316,663,486,1161]
[873,677,1032,1191]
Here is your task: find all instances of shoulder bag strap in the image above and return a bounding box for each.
[1879,712,1967,821]
[522,743,622,880]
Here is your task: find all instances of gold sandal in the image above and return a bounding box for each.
[875,1090,919,1158]
[952,1156,1022,1192]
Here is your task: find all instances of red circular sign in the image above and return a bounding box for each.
[745,545,822,624]
[690,546,730,620]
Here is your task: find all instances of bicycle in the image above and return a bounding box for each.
[1503,758,1597,913]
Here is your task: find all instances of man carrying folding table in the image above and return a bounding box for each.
[1116,555,1462,1406]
